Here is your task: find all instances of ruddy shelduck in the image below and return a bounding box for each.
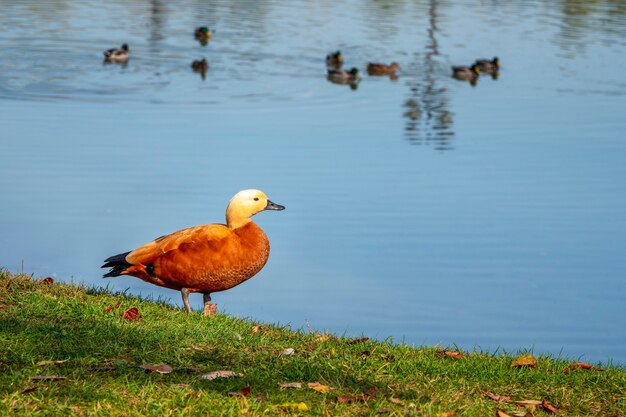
[102,189,285,315]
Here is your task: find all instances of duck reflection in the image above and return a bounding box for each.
[327,68,361,90]
[191,59,208,80]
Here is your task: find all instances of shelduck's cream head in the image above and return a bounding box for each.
[226,189,285,229]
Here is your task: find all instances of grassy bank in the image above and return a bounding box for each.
[0,270,624,416]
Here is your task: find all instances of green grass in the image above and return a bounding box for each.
[0,270,624,416]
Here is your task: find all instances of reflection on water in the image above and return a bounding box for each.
[1,0,626,364]
[403,0,454,150]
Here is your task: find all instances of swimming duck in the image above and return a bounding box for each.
[103,44,129,63]
[474,57,499,73]
[326,51,344,68]
[451,64,480,81]
[367,62,400,76]
[194,26,212,44]
[475,56,500,73]
[327,67,360,84]
[191,59,208,79]
[102,189,285,316]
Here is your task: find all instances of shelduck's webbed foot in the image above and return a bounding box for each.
[203,293,217,316]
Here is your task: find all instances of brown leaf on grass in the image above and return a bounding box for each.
[139,364,173,374]
[496,411,513,417]
[120,307,141,321]
[541,400,558,414]
[436,412,456,417]
[251,325,269,333]
[104,302,122,313]
[315,334,332,343]
[389,396,404,405]
[41,277,54,284]
[562,362,603,373]
[228,386,252,397]
[36,360,68,366]
[482,391,511,403]
[515,400,542,408]
[199,370,242,380]
[21,386,38,394]
[30,375,67,381]
[308,382,333,393]
[436,349,465,359]
[511,354,537,368]
[279,382,302,389]
[347,337,370,344]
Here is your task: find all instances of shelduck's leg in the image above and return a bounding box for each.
[181,288,192,313]
[203,293,217,316]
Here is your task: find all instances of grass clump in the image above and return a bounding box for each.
[0,269,624,416]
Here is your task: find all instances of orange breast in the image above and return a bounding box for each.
[123,222,270,293]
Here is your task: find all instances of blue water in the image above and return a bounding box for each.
[1,0,625,364]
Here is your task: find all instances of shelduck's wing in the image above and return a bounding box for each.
[126,224,231,266]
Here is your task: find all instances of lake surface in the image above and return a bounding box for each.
[1,0,625,364]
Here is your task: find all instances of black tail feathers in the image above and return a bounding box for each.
[102,251,132,277]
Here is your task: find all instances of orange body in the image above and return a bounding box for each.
[120,222,270,294]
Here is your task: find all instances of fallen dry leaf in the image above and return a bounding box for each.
[279,382,303,389]
[496,410,513,417]
[21,387,38,394]
[120,307,141,321]
[562,362,603,373]
[541,400,558,414]
[279,402,308,411]
[104,302,122,313]
[436,412,456,417]
[436,350,465,359]
[228,386,252,397]
[308,382,333,393]
[482,391,511,403]
[252,325,269,333]
[41,277,54,284]
[200,370,243,381]
[281,348,295,356]
[36,360,68,366]
[139,364,173,374]
[511,354,537,368]
[389,396,404,405]
[315,334,331,343]
[347,337,370,344]
[515,400,542,408]
[377,407,393,414]
[30,375,67,381]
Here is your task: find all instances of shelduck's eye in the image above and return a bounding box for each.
[254,197,259,201]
